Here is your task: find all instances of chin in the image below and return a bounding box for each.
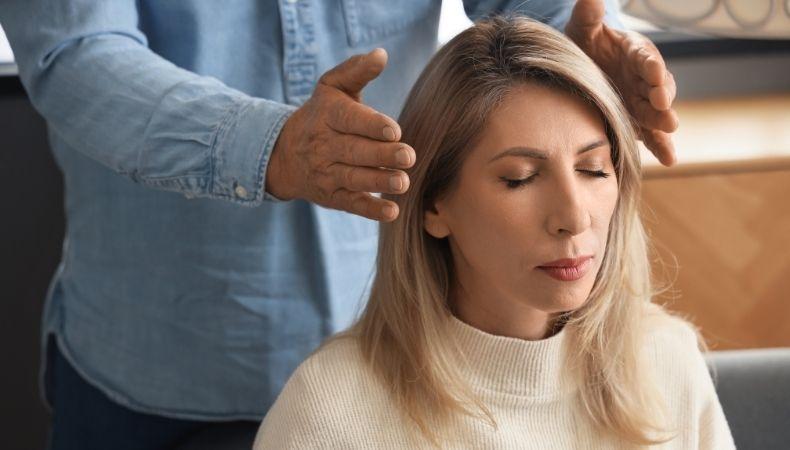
[536,290,591,313]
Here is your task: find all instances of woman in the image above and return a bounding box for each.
[253,16,735,449]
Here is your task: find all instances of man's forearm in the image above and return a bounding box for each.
[0,0,293,205]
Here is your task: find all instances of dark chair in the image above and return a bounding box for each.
[706,348,790,450]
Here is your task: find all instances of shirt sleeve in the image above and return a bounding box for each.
[462,0,625,31]
[0,0,293,205]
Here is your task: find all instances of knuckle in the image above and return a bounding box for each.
[349,138,363,166]
[348,54,364,67]
[317,72,331,87]
[331,187,344,202]
[339,104,355,129]
[342,141,356,166]
[378,144,388,166]
[343,166,357,188]
[628,95,642,113]
[306,154,326,178]
[326,164,341,188]
[372,112,387,127]
[315,173,334,197]
[627,43,639,59]
[313,81,330,98]
[315,164,332,182]
[328,188,345,208]
[355,195,371,217]
[327,102,343,126]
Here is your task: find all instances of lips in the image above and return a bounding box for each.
[537,255,593,282]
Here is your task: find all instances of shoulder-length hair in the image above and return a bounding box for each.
[335,15,697,447]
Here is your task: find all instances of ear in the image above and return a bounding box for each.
[423,200,451,239]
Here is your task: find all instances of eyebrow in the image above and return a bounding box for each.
[487,139,609,163]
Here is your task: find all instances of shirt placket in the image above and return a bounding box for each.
[279,0,318,106]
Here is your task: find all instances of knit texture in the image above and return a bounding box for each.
[253,315,736,449]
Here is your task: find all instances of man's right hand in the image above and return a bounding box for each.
[265,48,415,222]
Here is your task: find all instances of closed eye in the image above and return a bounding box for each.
[579,169,612,178]
[500,174,537,189]
[500,169,612,189]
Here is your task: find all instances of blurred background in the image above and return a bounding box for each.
[439,0,790,352]
[2,1,789,449]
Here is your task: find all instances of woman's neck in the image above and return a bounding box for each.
[451,283,564,341]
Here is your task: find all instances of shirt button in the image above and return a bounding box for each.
[234,184,248,199]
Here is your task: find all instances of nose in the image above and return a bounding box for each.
[545,174,591,237]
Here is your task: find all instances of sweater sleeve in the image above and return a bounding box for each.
[648,314,738,449]
[253,363,330,450]
[691,347,737,450]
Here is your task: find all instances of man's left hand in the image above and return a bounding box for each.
[565,0,678,166]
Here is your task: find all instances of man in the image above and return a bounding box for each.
[0,0,677,448]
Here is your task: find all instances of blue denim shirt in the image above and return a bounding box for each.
[1,0,622,420]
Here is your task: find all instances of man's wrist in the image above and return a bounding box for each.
[264,129,295,201]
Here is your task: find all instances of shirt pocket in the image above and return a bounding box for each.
[340,0,438,47]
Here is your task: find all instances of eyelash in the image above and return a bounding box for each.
[501,170,612,189]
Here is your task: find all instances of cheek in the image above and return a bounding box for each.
[473,183,540,236]
[594,180,620,237]
[449,185,536,270]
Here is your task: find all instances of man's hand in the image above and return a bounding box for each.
[565,0,679,166]
[265,48,415,222]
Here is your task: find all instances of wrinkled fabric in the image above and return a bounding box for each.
[0,0,622,420]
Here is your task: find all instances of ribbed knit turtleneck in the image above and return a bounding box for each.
[448,315,575,398]
[254,314,736,449]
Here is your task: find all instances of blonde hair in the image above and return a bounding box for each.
[332,15,701,447]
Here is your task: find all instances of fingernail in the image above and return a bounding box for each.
[382,204,396,219]
[395,148,411,166]
[389,174,403,191]
[383,126,396,141]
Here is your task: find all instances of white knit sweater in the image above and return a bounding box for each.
[253,315,736,449]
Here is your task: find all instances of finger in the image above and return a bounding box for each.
[331,136,415,169]
[628,95,679,132]
[664,70,677,104]
[318,48,388,98]
[623,38,665,86]
[566,0,605,38]
[329,163,410,195]
[636,79,672,111]
[637,52,665,86]
[328,189,400,222]
[326,98,402,141]
[640,127,676,166]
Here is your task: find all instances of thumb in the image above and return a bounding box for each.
[565,0,605,38]
[318,48,388,98]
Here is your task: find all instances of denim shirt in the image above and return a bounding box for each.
[0,0,622,420]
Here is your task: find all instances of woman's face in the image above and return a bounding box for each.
[425,82,619,337]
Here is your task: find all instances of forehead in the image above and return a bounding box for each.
[473,83,608,160]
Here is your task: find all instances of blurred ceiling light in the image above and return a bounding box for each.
[620,0,790,38]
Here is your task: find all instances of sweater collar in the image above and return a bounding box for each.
[448,314,576,398]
